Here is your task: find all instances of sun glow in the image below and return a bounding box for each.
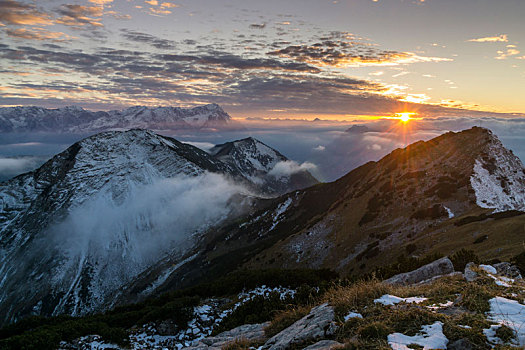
[395,112,416,122]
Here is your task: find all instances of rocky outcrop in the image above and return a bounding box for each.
[493,262,523,279]
[263,303,338,350]
[384,257,455,285]
[186,322,269,349]
[303,340,344,350]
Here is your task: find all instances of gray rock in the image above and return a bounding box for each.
[303,340,344,350]
[263,303,338,350]
[493,262,523,279]
[447,338,473,350]
[186,322,269,349]
[464,262,478,282]
[384,257,455,285]
[416,272,464,285]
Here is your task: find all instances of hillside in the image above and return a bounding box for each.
[132,127,525,299]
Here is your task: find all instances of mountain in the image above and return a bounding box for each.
[210,137,318,195]
[0,104,242,133]
[0,129,316,325]
[2,126,524,327]
[124,127,525,301]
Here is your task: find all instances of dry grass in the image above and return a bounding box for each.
[264,305,311,338]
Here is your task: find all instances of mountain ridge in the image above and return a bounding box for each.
[0,104,243,133]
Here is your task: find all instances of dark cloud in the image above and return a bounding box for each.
[268,31,451,67]
[249,23,266,29]
[121,29,176,50]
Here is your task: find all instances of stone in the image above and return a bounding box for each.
[303,340,344,350]
[464,262,478,282]
[263,303,338,350]
[185,322,269,349]
[384,257,455,285]
[447,338,473,350]
[493,262,523,279]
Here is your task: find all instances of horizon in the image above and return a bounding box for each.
[0,0,524,121]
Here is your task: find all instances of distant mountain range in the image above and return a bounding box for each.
[0,104,243,133]
[1,126,525,327]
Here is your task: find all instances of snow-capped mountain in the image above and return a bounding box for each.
[0,104,241,133]
[0,129,318,324]
[136,127,525,299]
[210,137,318,195]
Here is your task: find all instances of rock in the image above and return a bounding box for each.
[416,272,464,285]
[493,262,523,279]
[464,262,478,282]
[479,264,497,274]
[447,338,473,350]
[303,340,344,350]
[384,257,455,285]
[263,303,338,350]
[186,322,269,349]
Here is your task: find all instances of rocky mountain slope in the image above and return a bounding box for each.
[210,137,318,196]
[0,104,241,133]
[137,127,525,301]
[0,129,317,325]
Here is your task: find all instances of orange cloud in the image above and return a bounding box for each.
[5,27,73,41]
[0,0,53,26]
[56,5,103,28]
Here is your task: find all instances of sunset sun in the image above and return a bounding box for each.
[395,112,416,123]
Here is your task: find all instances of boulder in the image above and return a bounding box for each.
[493,262,523,279]
[263,303,338,350]
[464,262,478,282]
[303,340,344,350]
[447,338,473,350]
[384,257,455,285]
[186,322,269,349]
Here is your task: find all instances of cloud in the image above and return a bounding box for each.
[313,145,325,151]
[268,32,452,67]
[0,156,46,181]
[0,0,53,26]
[55,4,104,28]
[121,29,176,49]
[268,160,317,177]
[495,48,520,60]
[250,23,266,29]
[6,27,73,42]
[468,34,508,43]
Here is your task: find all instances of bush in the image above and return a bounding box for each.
[450,249,480,271]
[495,325,516,343]
[212,292,294,335]
[512,252,525,275]
[358,322,392,340]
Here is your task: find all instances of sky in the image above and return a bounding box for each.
[1,0,524,120]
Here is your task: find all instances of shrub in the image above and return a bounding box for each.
[512,251,525,275]
[495,325,516,343]
[450,249,480,271]
[358,321,392,340]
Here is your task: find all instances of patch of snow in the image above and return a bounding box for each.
[427,301,453,310]
[444,206,454,218]
[470,137,525,212]
[480,264,498,275]
[374,294,428,306]
[485,296,525,346]
[344,311,363,321]
[269,197,292,231]
[388,322,448,350]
